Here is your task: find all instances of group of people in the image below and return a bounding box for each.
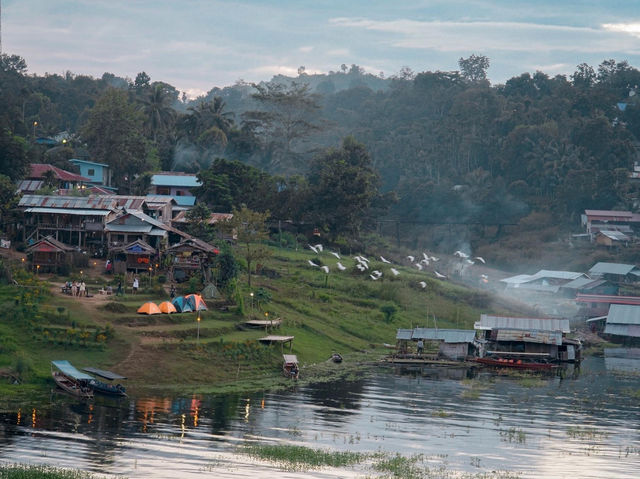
[65,280,88,297]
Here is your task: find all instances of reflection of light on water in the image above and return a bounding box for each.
[193,407,199,428]
[244,398,251,422]
[88,404,93,424]
[180,413,185,440]
[31,408,36,428]
[16,408,21,425]
[261,398,265,409]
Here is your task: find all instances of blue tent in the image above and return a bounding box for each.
[171,296,193,313]
[185,294,208,311]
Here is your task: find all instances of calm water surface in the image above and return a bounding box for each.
[1,357,639,478]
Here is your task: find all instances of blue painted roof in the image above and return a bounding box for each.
[69,158,109,168]
[52,360,94,380]
[146,194,195,206]
[151,174,200,187]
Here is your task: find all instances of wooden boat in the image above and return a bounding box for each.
[51,360,94,398]
[331,353,343,363]
[475,357,557,370]
[83,367,127,397]
[283,354,299,380]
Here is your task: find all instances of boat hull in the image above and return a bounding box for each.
[52,372,94,398]
[475,358,557,370]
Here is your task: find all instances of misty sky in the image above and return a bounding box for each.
[3,0,640,97]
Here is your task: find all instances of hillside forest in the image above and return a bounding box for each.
[2,53,640,265]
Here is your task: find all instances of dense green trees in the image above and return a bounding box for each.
[2,51,640,247]
[81,89,150,192]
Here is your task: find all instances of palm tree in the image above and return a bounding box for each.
[138,83,176,143]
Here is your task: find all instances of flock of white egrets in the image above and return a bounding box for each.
[305,243,488,289]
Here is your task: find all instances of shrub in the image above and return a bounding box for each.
[380,304,397,323]
[14,353,34,380]
[100,302,128,313]
[157,274,167,284]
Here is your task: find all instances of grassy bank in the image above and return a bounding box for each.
[0,245,515,395]
[0,464,105,479]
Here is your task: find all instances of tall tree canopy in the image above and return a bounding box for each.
[307,137,382,238]
[80,88,149,192]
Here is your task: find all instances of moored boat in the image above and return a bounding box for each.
[83,367,127,397]
[51,360,94,398]
[283,354,299,379]
[475,357,557,370]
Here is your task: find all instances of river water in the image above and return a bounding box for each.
[1,357,639,478]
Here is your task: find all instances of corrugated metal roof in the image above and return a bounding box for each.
[576,294,640,305]
[604,323,640,337]
[68,158,109,168]
[17,180,43,192]
[149,228,168,236]
[25,207,110,216]
[19,194,116,210]
[29,164,90,183]
[500,270,584,285]
[151,173,200,187]
[396,329,413,340]
[105,224,152,233]
[412,328,476,343]
[585,209,633,218]
[146,194,192,206]
[598,230,630,241]
[507,283,559,293]
[475,314,571,333]
[589,262,636,276]
[607,304,640,325]
[561,277,596,289]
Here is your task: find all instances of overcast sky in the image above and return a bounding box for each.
[3,0,640,97]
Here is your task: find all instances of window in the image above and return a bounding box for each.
[88,168,95,176]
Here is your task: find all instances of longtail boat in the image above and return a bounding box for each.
[475,357,557,370]
[51,360,94,398]
[83,367,127,397]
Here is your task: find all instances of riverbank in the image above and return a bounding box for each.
[0,246,545,396]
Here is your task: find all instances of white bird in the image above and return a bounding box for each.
[474,256,486,264]
[454,250,469,259]
[369,274,380,280]
[430,256,439,262]
[481,274,488,280]
[422,252,430,261]
[320,265,329,273]
[313,244,323,252]
[415,263,424,271]
[356,263,366,272]
[336,262,347,271]
[355,258,369,269]
[421,258,430,266]
[380,256,391,264]
[308,260,319,267]
[419,281,427,288]
[391,268,400,276]
[330,252,341,259]
[407,255,415,262]
[434,271,447,279]
[466,259,475,265]
[359,256,370,263]
[372,270,382,277]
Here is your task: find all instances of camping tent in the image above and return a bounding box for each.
[137,302,161,315]
[186,293,208,311]
[201,283,220,300]
[159,301,177,314]
[172,296,193,313]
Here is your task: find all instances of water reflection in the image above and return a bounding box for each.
[0,357,638,478]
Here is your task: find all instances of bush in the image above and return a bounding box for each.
[157,274,167,284]
[14,353,34,380]
[100,301,128,313]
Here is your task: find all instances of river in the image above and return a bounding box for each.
[1,357,639,478]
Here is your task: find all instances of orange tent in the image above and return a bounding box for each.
[158,301,177,314]
[137,302,161,315]
[185,294,208,311]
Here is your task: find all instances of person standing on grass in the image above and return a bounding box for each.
[417,339,424,355]
[133,276,139,294]
[72,281,78,297]
[79,281,86,297]
[170,283,176,299]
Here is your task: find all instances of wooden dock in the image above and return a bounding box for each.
[244,319,282,328]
